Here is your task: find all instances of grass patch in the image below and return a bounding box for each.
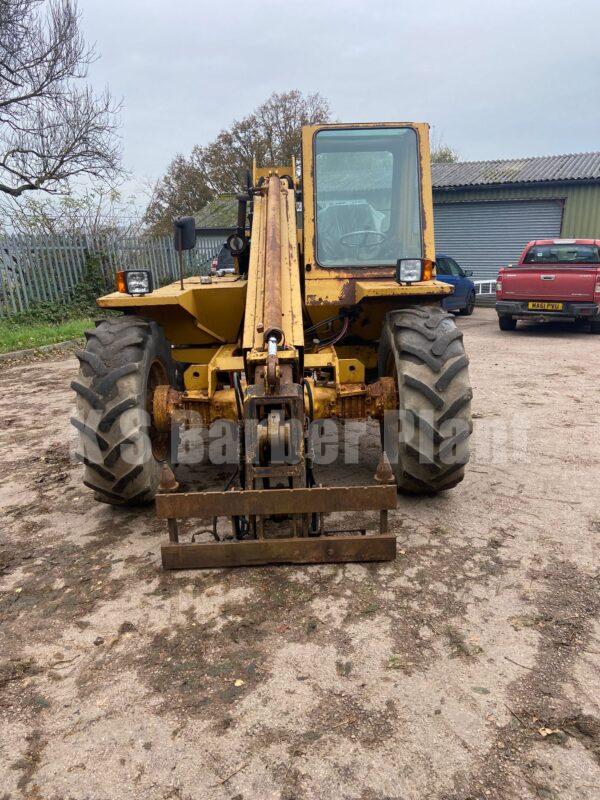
[0,317,94,353]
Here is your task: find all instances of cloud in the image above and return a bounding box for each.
[80,0,600,191]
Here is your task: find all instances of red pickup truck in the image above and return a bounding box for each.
[496,239,600,332]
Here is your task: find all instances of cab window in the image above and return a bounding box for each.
[314,127,422,267]
[523,244,600,264]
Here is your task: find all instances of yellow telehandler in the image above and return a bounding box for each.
[71,122,472,568]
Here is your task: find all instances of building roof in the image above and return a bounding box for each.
[195,193,237,229]
[431,151,600,189]
[194,152,600,229]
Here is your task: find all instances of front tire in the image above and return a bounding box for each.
[460,290,476,316]
[378,306,473,494]
[71,316,176,506]
[498,315,517,331]
[590,319,600,334]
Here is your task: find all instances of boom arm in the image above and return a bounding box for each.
[242,174,304,386]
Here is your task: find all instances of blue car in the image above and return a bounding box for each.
[436,254,476,316]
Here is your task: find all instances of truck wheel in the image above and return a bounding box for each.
[460,290,476,316]
[498,315,517,331]
[71,316,176,506]
[378,306,473,494]
[590,319,600,334]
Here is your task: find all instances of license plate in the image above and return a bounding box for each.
[528,301,563,311]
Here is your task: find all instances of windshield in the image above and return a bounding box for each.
[523,243,600,264]
[314,127,422,267]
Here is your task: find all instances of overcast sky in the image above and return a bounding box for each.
[80,0,600,197]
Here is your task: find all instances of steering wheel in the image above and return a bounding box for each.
[339,230,387,249]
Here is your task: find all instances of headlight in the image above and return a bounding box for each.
[125,270,153,296]
[396,258,423,284]
[226,232,247,256]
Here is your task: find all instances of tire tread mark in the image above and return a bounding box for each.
[98,397,139,433]
[404,375,444,409]
[71,381,103,410]
[406,409,443,444]
[393,320,438,341]
[438,390,473,425]
[94,364,139,396]
[75,350,107,376]
[112,464,144,495]
[435,356,470,392]
[104,431,142,469]
[438,427,472,461]
[400,342,443,372]
[70,417,109,451]
[76,455,115,482]
[111,331,146,351]
[405,442,439,470]
[431,327,463,356]
[83,481,126,502]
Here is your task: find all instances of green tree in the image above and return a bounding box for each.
[431,145,459,164]
[430,130,459,164]
[144,90,331,234]
[143,152,213,235]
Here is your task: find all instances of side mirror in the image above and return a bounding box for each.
[173,216,196,251]
[464,270,474,277]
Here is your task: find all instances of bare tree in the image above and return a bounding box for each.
[196,90,331,194]
[0,185,142,236]
[144,90,331,234]
[0,0,122,198]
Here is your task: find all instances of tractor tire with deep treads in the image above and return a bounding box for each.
[378,305,473,494]
[70,316,176,506]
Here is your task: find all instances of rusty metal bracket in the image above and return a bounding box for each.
[156,485,396,518]
[161,534,396,570]
[156,484,397,570]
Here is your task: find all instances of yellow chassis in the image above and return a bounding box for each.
[98,122,450,418]
[98,280,450,424]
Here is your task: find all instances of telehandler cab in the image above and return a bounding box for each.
[71,122,472,569]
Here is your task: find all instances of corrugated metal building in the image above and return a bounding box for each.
[432,152,600,279]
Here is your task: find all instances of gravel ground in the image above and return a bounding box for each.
[1,307,599,800]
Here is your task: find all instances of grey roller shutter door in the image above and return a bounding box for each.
[433,200,563,280]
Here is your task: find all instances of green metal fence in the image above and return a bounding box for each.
[0,233,224,316]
